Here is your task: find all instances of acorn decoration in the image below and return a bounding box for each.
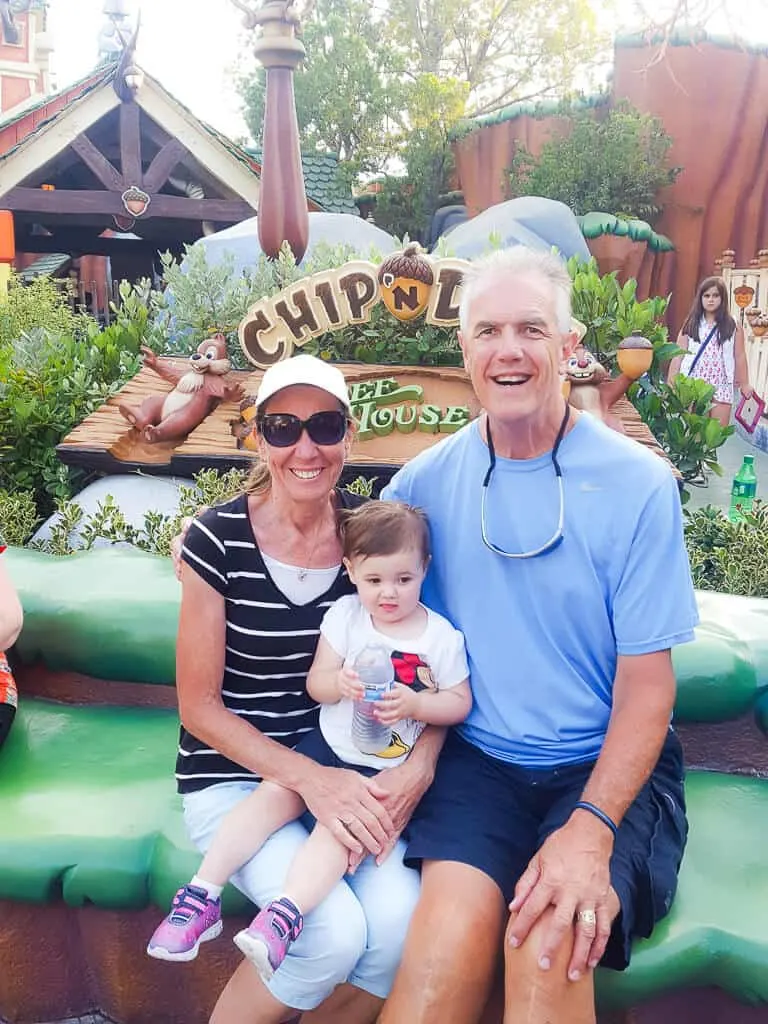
[733,284,755,309]
[232,396,260,451]
[378,243,434,321]
[751,315,768,338]
[616,332,653,380]
[121,185,151,217]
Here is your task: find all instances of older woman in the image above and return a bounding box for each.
[173,354,442,1024]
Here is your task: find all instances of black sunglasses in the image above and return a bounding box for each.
[257,410,349,448]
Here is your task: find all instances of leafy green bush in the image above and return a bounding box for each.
[508,101,680,224]
[685,503,768,597]
[0,274,93,351]
[303,302,460,366]
[0,488,39,546]
[631,375,733,496]
[31,468,248,557]
[567,256,676,380]
[0,321,144,513]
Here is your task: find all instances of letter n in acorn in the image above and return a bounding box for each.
[378,244,434,321]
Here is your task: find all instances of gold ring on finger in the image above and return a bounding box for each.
[576,908,597,926]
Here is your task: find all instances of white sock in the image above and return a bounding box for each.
[190,875,223,900]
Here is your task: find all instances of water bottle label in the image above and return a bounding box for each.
[361,681,390,702]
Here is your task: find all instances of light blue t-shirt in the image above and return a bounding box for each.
[382,413,699,768]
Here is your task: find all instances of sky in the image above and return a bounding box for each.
[47,0,252,141]
[46,0,768,146]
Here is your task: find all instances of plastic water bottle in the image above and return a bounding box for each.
[728,455,758,522]
[0,653,17,750]
[351,644,394,755]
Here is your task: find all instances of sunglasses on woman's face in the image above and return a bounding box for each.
[257,410,349,448]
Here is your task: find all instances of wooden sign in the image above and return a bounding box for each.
[238,250,469,368]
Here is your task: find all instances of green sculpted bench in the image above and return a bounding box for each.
[2,548,768,1024]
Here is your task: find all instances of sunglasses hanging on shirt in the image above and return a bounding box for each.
[480,403,569,559]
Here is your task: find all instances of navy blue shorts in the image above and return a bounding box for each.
[294,727,380,778]
[404,729,688,970]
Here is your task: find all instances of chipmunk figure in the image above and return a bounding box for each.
[120,335,243,443]
[566,334,653,435]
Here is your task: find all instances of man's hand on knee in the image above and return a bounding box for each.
[506,817,618,979]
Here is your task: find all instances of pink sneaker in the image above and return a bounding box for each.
[147,884,222,962]
[233,897,304,981]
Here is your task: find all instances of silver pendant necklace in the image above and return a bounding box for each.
[296,520,324,582]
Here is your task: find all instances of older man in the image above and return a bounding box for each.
[379,247,698,1023]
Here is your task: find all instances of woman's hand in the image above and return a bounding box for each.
[347,755,433,871]
[738,384,755,399]
[300,764,395,858]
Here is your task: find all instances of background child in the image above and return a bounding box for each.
[148,501,471,981]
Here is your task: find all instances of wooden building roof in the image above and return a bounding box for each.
[0,59,338,264]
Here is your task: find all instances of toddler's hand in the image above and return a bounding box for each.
[375,683,420,725]
[338,665,365,701]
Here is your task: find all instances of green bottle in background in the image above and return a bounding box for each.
[728,455,758,522]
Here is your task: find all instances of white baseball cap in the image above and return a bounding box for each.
[255,354,351,410]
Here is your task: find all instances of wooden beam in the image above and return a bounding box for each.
[71,133,125,192]
[142,139,186,193]
[120,101,143,185]
[3,187,255,222]
[17,232,186,258]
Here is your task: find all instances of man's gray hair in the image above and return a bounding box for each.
[458,247,573,335]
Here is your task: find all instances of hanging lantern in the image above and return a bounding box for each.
[0,211,15,264]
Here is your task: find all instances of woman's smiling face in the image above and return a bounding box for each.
[258,384,350,504]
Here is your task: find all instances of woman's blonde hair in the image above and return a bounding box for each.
[243,459,272,497]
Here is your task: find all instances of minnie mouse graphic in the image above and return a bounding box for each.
[375,651,438,759]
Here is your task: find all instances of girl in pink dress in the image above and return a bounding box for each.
[667,276,752,427]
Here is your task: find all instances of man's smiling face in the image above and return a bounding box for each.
[458,270,575,431]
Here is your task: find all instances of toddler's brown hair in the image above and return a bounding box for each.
[339,501,430,565]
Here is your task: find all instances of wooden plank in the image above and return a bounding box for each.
[55,365,679,480]
[3,187,255,222]
[142,139,186,193]
[120,100,143,186]
[71,133,124,192]
[16,231,187,258]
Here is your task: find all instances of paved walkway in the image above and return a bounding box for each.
[685,426,768,511]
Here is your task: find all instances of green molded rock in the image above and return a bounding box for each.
[597,771,768,1009]
[673,591,768,722]
[7,546,768,721]
[6,546,179,686]
[0,699,249,914]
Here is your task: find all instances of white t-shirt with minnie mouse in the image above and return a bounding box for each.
[319,593,469,769]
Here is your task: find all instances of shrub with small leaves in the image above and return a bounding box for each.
[0,489,39,546]
[29,468,248,557]
[685,502,768,597]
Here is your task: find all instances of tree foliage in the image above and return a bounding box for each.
[387,0,607,116]
[374,74,469,241]
[240,0,403,177]
[508,102,680,223]
[237,0,608,175]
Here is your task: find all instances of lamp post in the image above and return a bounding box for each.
[250,1,309,262]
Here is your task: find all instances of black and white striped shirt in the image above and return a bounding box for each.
[176,491,360,793]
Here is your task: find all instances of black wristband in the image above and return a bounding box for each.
[573,800,618,838]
